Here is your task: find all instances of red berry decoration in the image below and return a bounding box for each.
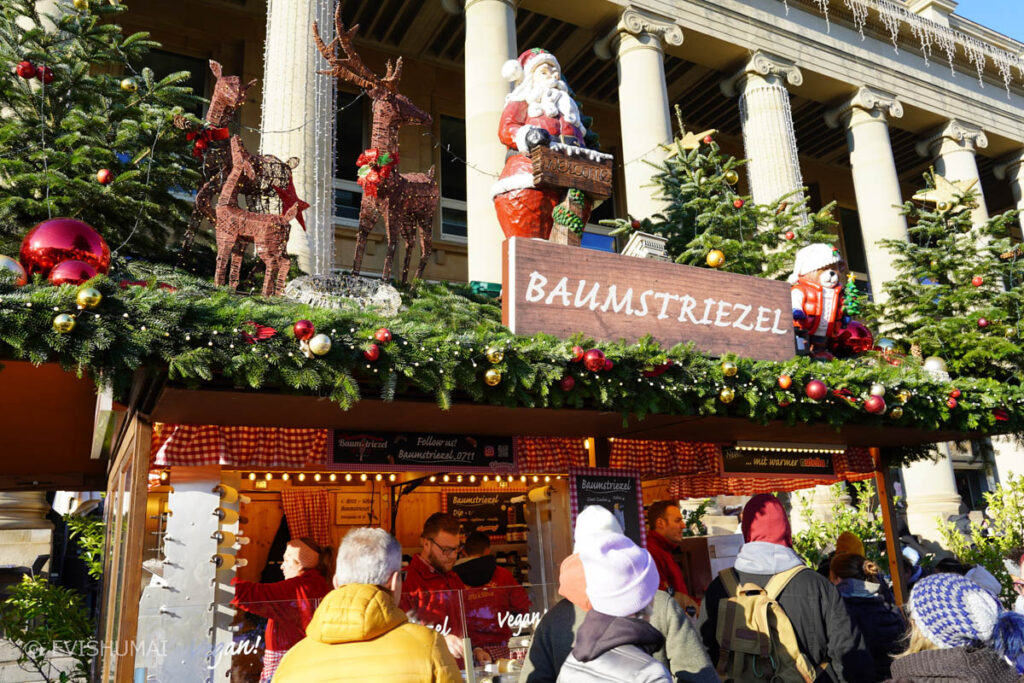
[947,397,958,409]
[293,319,315,341]
[972,276,984,287]
[374,327,392,344]
[36,66,54,84]
[978,317,990,328]
[703,135,713,144]
[864,395,886,415]
[778,375,792,390]
[362,343,380,362]
[630,220,641,230]
[583,349,606,372]
[805,379,828,401]
[950,388,961,399]
[20,218,110,277]
[96,169,113,185]
[559,376,575,392]
[15,61,36,79]
[778,400,791,408]
[571,345,585,362]
[48,259,97,286]
[603,358,614,371]
[784,231,795,241]
[733,199,745,209]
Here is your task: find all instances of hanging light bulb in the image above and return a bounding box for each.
[264,472,273,481]
[298,473,306,482]
[443,474,450,482]
[360,474,368,482]
[345,473,352,482]
[388,474,396,482]
[329,473,337,482]
[469,475,476,483]
[375,474,383,482]
[281,473,290,481]
[248,472,256,481]
[314,473,322,482]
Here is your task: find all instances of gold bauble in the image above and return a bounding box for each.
[76,286,102,310]
[719,387,735,404]
[1006,327,1018,338]
[889,406,904,419]
[485,345,504,364]
[484,368,502,386]
[706,249,725,268]
[923,356,948,374]
[896,389,911,404]
[120,78,138,93]
[73,0,88,8]
[724,170,739,185]
[53,313,76,333]
[308,333,332,356]
[937,201,949,212]
[721,361,738,377]
[869,383,886,397]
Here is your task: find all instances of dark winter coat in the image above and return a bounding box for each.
[556,609,671,683]
[836,578,906,680]
[885,645,1023,683]
[699,542,875,683]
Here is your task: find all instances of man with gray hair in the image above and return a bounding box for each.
[273,528,461,682]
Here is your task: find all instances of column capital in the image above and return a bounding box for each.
[824,86,903,129]
[994,150,1024,181]
[594,7,683,60]
[721,51,802,97]
[451,0,517,13]
[915,119,988,157]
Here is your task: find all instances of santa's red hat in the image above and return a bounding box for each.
[501,47,559,84]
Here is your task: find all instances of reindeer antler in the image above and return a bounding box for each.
[313,4,379,91]
[382,58,403,92]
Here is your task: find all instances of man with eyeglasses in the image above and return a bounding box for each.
[400,512,491,665]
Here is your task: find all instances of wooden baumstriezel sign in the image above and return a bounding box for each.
[502,238,796,361]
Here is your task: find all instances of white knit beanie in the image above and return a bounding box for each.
[788,243,844,284]
[574,505,623,553]
[580,532,659,618]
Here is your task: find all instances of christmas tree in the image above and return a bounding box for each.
[605,107,836,279]
[869,171,1023,381]
[0,0,200,263]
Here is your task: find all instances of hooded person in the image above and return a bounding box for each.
[520,506,717,683]
[887,572,1024,683]
[556,532,671,682]
[698,494,874,683]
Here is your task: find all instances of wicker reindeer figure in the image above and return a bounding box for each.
[215,137,300,297]
[314,6,439,284]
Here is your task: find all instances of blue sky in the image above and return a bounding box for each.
[953,1,1024,43]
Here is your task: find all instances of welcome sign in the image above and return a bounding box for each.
[502,238,796,361]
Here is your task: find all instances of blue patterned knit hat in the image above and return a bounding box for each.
[909,573,1001,648]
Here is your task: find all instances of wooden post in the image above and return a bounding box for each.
[871,447,906,606]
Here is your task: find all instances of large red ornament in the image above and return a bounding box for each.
[15,61,36,79]
[374,327,392,344]
[778,375,792,390]
[571,345,585,362]
[978,318,990,328]
[96,169,113,185]
[583,349,606,372]
[0,255,27,285]
[36,66,54,84]
[603,358,614,371]
[828,320,874,358]
[20,218,110,277]
[972,276,984,287]
[784,231,795,241]
[559,376,575,392]
[48,259,97,286]
[805,380,828,401]
[703,135,713,144]
[947,397,958,409]
[949,388,961,399]
[733,199,745,209]
[864,395,886,415]
[362,343,380,362]
[293,319,315,341]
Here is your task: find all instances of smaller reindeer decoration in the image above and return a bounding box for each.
[314,5,439,284]
[215,137,300,296]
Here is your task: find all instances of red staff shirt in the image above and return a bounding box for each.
[231,569,331,651]
[399,554,467,638]
[647,531,690,597]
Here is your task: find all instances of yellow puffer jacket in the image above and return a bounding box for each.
[272,583,461,683]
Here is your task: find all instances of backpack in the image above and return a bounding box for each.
[714,565,827,683]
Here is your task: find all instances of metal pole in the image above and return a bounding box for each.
[871,447,905,606]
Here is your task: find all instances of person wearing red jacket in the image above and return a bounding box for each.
[231,537,332,683]
[454,531,532,661]
[646,501,691,601]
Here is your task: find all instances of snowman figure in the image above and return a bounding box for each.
[789,244,848,359]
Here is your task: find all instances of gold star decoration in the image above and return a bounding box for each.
[912,174,978,213]
[665,128,718,157]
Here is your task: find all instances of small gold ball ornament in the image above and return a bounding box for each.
[721,361,738,377]
[869,383,886,397]
[706,249,725,268]
[73,0,88,8]
[53,313,76,333]
[1006,327,1017,338]
[896,389,912,404]
[724,170,739,185]
[76,286,102,310]
[889,406,904,419]
[120,77,138,93]
[485,346,504,364]
[937,201,949,212]
[308,333,332,356]
[484,368,502,386]
[719,387,735,404]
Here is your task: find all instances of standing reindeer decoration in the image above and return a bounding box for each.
[314,6,439,285]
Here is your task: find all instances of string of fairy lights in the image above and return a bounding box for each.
[155,470,565,485]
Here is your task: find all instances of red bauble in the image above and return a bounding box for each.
[293,319,315,341]
[96,169,113,185]
[864,395,886,415]
[36,66,54,84]
[630,220,641,230]
[978,318,990,328]
[778,375,792,390]
[374,327,392,343]
[784,231,795,240]
[733,199,745,209]
[972,276,984,287]
[583,349,606,372]
[778,400,791,407]
[362,343,380,361]
[947,397,958,409]
[15,61,36,79]
[603,358,614,371]
[828,320,874,358]
[571,345,585,362]
[703,135,713,144]
[950,388,961,399]
[560,376,575,392]
[20,218,110,277]
[805,379,828,401]
[48,259,97,286]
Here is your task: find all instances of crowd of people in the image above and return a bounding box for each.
[229,497,1024,682]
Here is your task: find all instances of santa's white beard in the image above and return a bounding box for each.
[507,77,585,134]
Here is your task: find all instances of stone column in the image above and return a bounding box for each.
[901,443,963,546]
[595,8,682,220]
[721,52,806,211]
[0,492,53,572]
[825,87,908,302]
[458,0,517,287]
[916,119,990,225]
[261,0,335,275]
[994,152,1024,226]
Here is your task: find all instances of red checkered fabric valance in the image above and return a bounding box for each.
[151,423,327,468]
[517,437,588,473]
[281,489,332,549]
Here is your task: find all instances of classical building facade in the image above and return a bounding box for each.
[118,0,1024,543]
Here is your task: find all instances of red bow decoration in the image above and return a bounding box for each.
[241,321,277,344]
[831,388,859,404]
[186,126,230,157]
[356,148,399,199]
[993,408,1010,422]
[642,360,674,378]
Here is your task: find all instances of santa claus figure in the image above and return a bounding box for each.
[492,48,591,240]
[789,243,849,359]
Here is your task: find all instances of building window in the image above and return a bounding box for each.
[334,91,367,227]
[838,208,871,299]
[133,50,208,118]
[439,116,467,242]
